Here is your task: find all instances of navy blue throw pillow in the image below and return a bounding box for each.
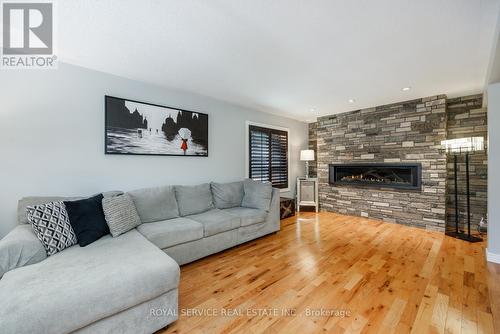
[64,194,109,247]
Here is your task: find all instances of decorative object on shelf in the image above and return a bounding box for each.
[441,136,485,243]
[280,197,295,219]
[296,177,318,212]
[105,96,208,156]
[300,149,315,178]
[478,216,487,235]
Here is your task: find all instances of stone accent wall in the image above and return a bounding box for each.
[315,96,447,231]
[308,122,318,177]
[446,94,487,232]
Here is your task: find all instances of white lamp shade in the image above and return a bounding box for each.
[300,149,315,161]
[441,137,484,153]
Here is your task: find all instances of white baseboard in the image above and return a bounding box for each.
[486,249,500,264]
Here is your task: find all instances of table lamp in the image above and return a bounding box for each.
[300,149,315,178]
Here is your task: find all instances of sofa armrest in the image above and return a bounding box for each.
[0,225,46,279]
[268,188,281,231]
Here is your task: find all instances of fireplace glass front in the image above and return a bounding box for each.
[329,163,421,190]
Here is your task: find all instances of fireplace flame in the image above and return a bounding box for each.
[341,173,385,183]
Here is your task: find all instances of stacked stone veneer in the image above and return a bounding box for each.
[446,95,487,232]
[315,95,448,231]
[308,122,318,177]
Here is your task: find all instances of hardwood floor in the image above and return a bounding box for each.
[160,212,498,334]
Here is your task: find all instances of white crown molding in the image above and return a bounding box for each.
[486,249,500,264]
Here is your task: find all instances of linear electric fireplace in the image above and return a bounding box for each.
[329,163,421,190]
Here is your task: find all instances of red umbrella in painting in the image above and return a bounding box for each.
[178,128,191,155]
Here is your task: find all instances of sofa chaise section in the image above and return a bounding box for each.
[0,229,179,334]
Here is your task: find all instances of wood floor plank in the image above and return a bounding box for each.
[343,313,368,334]
[431,293,449,334]
[379,297,407,333]
[477,310,495,334]
[159,212,497,334]
[486,262,500,333]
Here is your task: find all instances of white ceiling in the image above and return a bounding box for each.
[57,0,500,122]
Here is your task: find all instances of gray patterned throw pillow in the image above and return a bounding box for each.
[102,193,142,237]
[26,201,78,256]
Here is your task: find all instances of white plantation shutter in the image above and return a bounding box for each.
[249,125,288,189]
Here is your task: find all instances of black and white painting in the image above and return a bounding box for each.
[105,96,208,156]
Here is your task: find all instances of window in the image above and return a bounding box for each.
[248,124,288,189]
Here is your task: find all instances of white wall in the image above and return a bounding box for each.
[0,63,308,238]
[488,82,500,259]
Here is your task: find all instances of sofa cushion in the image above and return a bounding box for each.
[175,183,214,216]
[102,193,142,237]
[137,218,204,249]
[0,229,179,334]
[64,194,109,247]
[241,179,273,211]
[0,225,47,279]
[17,191,123,225]
[223,207,268,227]
[211,181,244,209]
[128,185,179,223]
[26,201,77,255]
[188,209,240,237]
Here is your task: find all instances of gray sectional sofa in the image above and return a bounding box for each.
[0,180,280,334]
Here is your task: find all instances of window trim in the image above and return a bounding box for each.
[245,121,290,192]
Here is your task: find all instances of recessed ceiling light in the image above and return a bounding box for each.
[310,108,315,112]
[402,87,411,92]
[348,99,355,103]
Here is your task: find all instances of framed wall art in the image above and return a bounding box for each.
[105,96,208,156]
